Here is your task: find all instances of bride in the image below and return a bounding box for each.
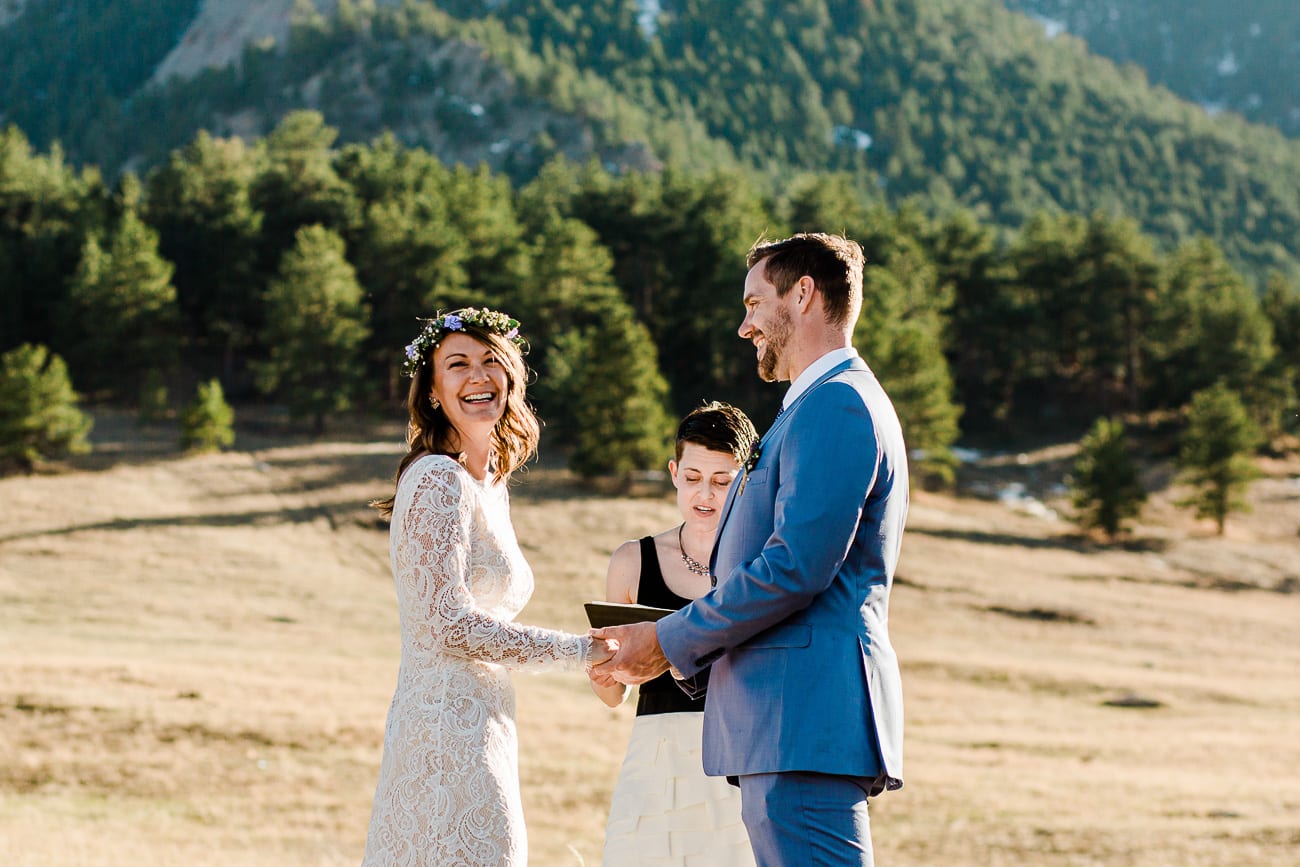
[363,308,614,866]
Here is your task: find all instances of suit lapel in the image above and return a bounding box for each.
[710,357,861,569]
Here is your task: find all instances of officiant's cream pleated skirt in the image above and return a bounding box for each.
[602,712,755,867]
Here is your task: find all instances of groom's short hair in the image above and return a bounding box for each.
[747,232,864,329]
[675,402,757,466]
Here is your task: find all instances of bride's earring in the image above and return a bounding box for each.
[430,397,440,410]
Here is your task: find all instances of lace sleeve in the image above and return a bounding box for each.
[397,459,589,672]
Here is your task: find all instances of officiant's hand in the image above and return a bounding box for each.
[589,622,670,685]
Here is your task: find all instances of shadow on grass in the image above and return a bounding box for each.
[0,500,373,544]
[51,406,406,475]
[909,526,1172,554]
[985,604,1096,626]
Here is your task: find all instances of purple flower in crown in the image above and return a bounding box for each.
[400,307,528,377]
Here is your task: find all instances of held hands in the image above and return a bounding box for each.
[587,622,671,686]
[586,636,617,670]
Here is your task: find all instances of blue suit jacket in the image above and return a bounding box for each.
[656,357,907,790]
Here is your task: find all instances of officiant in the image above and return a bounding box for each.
[589,402,758,867]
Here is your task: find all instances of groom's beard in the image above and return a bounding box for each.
[756,306,793,382]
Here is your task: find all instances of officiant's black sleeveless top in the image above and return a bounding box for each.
[635,535,707,717]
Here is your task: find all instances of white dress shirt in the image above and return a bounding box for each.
[781,346,859,411]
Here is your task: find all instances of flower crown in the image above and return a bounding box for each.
[402,307,525,377]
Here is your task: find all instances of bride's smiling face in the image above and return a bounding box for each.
[430,333,509,441]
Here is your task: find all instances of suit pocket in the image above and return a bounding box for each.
[741,623,812,650]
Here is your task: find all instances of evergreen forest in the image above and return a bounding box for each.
[2,1,1299,285]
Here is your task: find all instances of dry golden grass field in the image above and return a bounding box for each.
[2,410,1298,866]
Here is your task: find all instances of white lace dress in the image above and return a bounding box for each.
[361,454,590,867]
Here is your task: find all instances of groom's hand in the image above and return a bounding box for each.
[589,622,670,685]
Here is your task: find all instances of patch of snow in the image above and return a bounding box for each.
[1029,13,1066,39]
[832,125,873,150]
[488,138,511,154]
[997,482,1059,521]
[1216,52,1239,76]
[1201,101,1226,117]
[636,0,661,40]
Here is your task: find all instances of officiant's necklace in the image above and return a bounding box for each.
[678,524,711,578]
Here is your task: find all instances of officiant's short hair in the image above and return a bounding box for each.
[675,402,757,465]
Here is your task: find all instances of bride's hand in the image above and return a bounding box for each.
[587,636,617,668]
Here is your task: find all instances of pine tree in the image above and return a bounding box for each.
[180,379,235,453]
[255,225,370,432]
[854,244,962,485]
[0,343,92,471]
[563,301,672,480]
[0,127,110,353]
[1177,383,1262,535]
[334,135,471,399]
[64,208,179,395]
[250,111,358,269]
[1147,238,1279,415]
[136,368,170,426]
[143,130,263,380]
[926,208,1021,425]
[1260,273,1300,438]
[1070,417,1147,540]
[512,210,633,441]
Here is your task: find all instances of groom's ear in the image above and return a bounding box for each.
[792,275,817,312]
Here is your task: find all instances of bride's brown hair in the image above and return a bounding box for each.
[372,324,540,518]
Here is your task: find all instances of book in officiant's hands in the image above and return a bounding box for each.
[584,601,675,629]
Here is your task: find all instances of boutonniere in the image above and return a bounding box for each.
[738,440,762,496]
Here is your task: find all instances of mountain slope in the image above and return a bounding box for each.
[150,0,301,84]
[110,4,736,179]
[447,0,1300,279]
[0,0,201,148]
[1,0,1297,282]
[1004,0,1300,137]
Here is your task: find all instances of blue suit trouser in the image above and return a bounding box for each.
[738,772,875,867]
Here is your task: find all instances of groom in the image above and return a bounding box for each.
[591,232,908,866]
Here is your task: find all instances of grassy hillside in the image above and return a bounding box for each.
[1,411,1297,865]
